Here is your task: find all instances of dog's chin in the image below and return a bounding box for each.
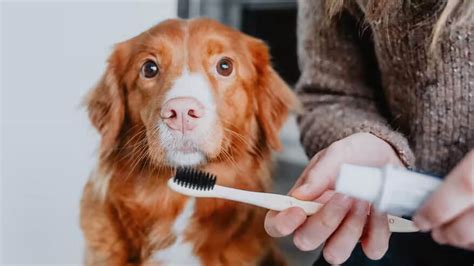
[157,122,212,166]
[166,151,206,167]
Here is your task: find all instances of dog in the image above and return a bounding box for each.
[81,18,297,266]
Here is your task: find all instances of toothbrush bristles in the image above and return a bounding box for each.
[174,168,217,191]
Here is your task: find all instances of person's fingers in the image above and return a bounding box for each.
[314,190,336,204]
[291,149,344,201]
[431,208,474,250]
[322,200,370,264]
[431,228,447,245]
[264,190,335,238]
[264,208,307,237]
[287,149,326,195]
[414,152,474,231]
[291,133,408,202]
[361,207,391,260]
[293,193,353,251]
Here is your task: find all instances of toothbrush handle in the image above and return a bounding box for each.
[214,185,419,233]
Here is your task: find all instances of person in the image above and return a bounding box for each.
[264,0,474,265]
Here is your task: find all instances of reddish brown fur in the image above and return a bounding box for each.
[81,18,297,266]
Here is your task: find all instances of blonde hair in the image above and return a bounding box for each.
[325,0,473,53]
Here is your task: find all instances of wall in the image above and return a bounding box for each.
[1,1,177,264]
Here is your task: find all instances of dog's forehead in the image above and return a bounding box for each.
[145,19,241,51]
[147,19,186,37]
[137,18,245,75]
[189,19,242,48]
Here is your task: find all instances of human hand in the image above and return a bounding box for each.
[265,132,405,264]
[414,150,474,250]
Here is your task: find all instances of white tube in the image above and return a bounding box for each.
[335,164,442,216]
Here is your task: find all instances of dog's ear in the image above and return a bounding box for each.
[85,42,131,156]
[246,37,299,151]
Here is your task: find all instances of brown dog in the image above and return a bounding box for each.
[81,18,296,265]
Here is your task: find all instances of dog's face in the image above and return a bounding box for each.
[87,18,296,167]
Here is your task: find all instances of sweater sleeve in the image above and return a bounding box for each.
[296,1,415,167]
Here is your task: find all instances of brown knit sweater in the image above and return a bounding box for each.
[296,0,473,176]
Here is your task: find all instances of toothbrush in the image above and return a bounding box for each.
[167,168,419,233]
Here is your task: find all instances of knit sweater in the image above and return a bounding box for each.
[296,0,473,176]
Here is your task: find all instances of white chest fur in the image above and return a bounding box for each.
[152,198,201,265]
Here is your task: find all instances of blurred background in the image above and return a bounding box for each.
[1,0,316,265]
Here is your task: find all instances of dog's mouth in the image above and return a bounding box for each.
[174,139,201,153]
[165,147,206,166]
[176,145,196,153]
[157,124,208,166]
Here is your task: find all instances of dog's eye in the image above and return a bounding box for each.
[141,60,159,78]
[216,57,233,77]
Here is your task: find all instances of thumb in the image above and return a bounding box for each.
[290,154,341,200]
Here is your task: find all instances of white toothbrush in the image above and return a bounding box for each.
[167,168,419,233]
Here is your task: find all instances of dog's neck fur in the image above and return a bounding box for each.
[93,140,273,263]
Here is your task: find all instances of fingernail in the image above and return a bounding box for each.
[275,221,292,236]
[294,235,314,251]
[275,210,299,235]
[353,200,370,216]
[292,184,311,197]
[333,193,352,207]
[413,216,431,232]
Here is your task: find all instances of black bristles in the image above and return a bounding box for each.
[174,168,217,191]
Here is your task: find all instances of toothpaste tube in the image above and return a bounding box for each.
[335,164,442,216]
